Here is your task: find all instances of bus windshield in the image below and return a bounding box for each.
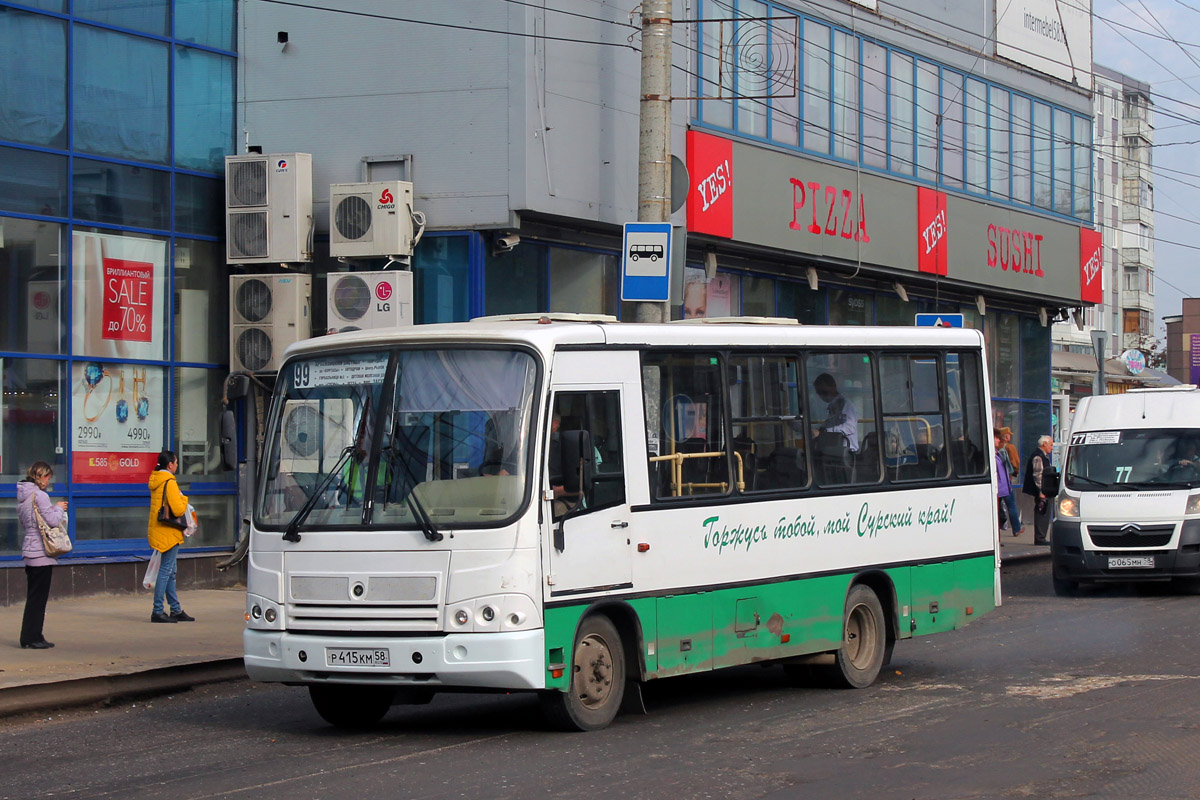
[257,347,539,530]
[1065,428,1200,490]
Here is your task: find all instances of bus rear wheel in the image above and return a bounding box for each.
[308,684,395,729]
[828,584,886,689]
[540,614,626,731]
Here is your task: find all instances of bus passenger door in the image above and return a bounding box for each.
[545,372,633,595]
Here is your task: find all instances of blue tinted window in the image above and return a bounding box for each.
[174,47,235,172]
[0,9,67,148]
[175,173,223,236]
[0,146,67,217]
[176,0,236,51]
[75,0,168,36]
[413,236,471,323]
[73,26,169,164]
[73,158,170,230]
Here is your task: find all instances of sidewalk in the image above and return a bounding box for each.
[999,494,1054,562]
[0,587,247,717]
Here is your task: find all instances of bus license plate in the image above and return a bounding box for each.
[1108,556,1154,569]
[326,648,390,667]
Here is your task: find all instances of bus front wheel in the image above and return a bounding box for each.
[540,614,626,732]
[308,684,395,729]
[829,584,886,689]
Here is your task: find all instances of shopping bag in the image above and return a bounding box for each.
[142,550,163,590]
[183,504,199,538]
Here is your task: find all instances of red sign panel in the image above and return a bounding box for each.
[686,130,733,238]
[71,450,157,484]
[1079,227,1103,304]
[916,188,948,275]
[101,258,153,342]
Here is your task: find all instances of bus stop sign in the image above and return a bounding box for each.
[915,313,964,328]
[621,222,672,302]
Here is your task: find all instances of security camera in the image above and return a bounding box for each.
[493,234,520,255]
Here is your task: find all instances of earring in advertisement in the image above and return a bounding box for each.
[115,370,128,424]
[133,368,150,421]
[82,362,114,422]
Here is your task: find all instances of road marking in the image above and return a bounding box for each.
[1007,674,1200,700]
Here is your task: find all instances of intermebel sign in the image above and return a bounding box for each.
[685,130,1096,306]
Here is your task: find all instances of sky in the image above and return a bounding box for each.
[1092,0,1200,337]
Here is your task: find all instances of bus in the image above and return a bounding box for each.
[243,314,1000,731]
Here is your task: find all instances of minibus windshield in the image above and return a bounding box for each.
[1064,428,1200,491]
[257,347,539,530]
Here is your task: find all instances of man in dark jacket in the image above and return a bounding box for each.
[1023,435,1056,546]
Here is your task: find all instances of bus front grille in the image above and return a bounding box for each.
[1088,525,1174,548]
[286,603,441,632]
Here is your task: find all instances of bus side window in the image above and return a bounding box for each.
[880,354,948,482]
[805,352,878,486]
[728,354,807,492]
[643,352,730,499]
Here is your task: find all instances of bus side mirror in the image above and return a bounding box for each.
[226,374,251,401]
[219,408,238,471]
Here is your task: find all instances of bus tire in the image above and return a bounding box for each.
[1052,575,1080,597]
[540,614,626,731]
[308,684,395,729]
[828,584,886,689]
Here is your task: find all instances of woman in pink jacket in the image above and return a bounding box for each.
[17,461,67,649]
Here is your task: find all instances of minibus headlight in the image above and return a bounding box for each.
[1058,496,1080,518]
[1186,494,1200,515]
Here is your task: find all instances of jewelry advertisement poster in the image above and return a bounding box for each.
[71,363,164,483]
[71,231,166,361]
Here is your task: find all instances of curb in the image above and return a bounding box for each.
[0,658,246,719]
[1001,547,1052,564]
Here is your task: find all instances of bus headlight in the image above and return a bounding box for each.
[1058,495,1080,518]
[1186,494,1200,515]
[245,594,282,630]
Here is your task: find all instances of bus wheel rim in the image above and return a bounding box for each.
[574,633,615,709]
[845,603,875,669]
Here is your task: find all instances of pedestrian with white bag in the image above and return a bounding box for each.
[147,450,195,623]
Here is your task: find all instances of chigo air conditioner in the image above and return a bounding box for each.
[329,181,415,258]
[225,153,313,264]
[279,397,354,473]
[326,270,413,333]
[229,273,312,373]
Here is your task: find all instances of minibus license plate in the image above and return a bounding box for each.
[1108,556,1154,569]
[326,648,390,667]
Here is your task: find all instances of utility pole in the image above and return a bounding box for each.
[635,0,672,324]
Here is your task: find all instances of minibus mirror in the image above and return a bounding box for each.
[219,408,238,471]
[226,374,251,400]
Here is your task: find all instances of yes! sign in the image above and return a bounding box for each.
[1079,228,1103,304]
[686,130,733,239]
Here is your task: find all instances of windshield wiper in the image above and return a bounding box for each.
[282,397,371,543]
[1124,480,1196,490]
[381,424,442,542]
[1067,473,1111,488]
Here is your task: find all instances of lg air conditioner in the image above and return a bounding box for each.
[225,153,313,265]
[329,181,414,258]
[279,397,354,473]
[326,270,414,333]
[229,273,312,373]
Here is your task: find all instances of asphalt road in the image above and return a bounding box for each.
[6,560,1200,800]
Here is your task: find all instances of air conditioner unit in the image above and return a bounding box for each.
[326,270,414,333]
[329,181,414,258]
[225,153,313,265]
[229,273,312,373]
[279,397,354,473]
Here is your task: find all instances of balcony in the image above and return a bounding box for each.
[1121,246,1155,270]
[1121,288,1154,313]
[1120,203,1154,227]
[1122,116,1153,142]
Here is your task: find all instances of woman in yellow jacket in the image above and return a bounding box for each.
[148,450,194,623]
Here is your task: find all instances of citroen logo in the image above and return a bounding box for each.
[1121,523,1142,534]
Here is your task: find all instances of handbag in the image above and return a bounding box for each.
[33,503,72,557]
[157,478,189,531]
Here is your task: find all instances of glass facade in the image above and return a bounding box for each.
[694,1,1093,223]
[0,1,236,560]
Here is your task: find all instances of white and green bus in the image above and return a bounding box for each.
[243,314,1000,731]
